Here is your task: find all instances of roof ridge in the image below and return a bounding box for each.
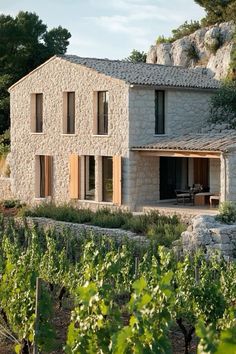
[60,54,189,70]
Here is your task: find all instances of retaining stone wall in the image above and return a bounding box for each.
[179,215,236,259]
[22,217,148,245]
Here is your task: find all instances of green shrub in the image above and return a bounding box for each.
[216,201,236,224]
[147,222,185,247]
[171,20,201,41]
[91,208,132,229]
[156,35,173,44]
[21,203,93,224]
[0,129,10,157]
[187,44,200,61]
[1,199,22,209]
[205,35,223,55]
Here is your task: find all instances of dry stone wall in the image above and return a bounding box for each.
[179,215,236,259]
[21,217,148,246]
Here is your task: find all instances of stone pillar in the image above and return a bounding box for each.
[224,152,236,202]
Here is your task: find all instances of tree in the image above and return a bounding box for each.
[194,0,236,25]
[0,11,71,134]
[124,49,147,63]
[209,81,236,128]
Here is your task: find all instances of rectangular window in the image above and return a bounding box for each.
[155,91,165,134]
[34,93,43,133]
[97,91,108,135]
[37,155,52,198]
[102,156,113,202]
[67,92,75,134]
[85,156,95,200]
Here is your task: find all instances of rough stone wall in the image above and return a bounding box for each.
[129,87,213,146]
[224,152,236,202]
[0,178,13,200]
[147,22,235,80]
[21,217,148,245]
[179,215,236,259]
[125,153,159,210]
[209,159,220,194]
[10,57,130,205]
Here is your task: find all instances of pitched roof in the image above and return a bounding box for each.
[132,133,236,153]
[61,55,219,90]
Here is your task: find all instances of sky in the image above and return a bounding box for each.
[0,0,205,59]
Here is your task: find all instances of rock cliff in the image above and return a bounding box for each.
[147,22,235,79]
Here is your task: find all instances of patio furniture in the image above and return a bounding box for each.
[175,190,192,205]
[194,192,213,206]
[210,194,220,208]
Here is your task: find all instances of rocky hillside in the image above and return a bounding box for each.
[147,22,235,79]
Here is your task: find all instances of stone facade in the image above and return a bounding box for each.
[6,56,233,210]
[129,88,212,146]
[10,57,129,205]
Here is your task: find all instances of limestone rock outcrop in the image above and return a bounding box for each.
[147,22,235,79]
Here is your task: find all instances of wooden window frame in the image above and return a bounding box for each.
[84,156,95,201]
[63,92,75,134]
[36,155,52,198]
[97,91,109,135]
[31,93,43,133]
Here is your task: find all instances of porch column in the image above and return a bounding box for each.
[222,152,236,202]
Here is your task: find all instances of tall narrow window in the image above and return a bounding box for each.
[85,156,95,200]
[155,91,165,134]
[67,92,75,134]
[98,91,108,135]
[36,93,43,133]
[102,156,113,202]
[37,155,52,198]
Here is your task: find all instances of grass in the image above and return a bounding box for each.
[19,203,186,247]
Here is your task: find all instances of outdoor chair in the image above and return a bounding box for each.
[175,190,192,205]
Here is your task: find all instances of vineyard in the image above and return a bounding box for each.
[0,212,235,354]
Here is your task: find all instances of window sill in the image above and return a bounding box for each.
[92,134,110,138]
[153,134,168,137]
[34,197,52,201]
[61,133,77,136]
[77,200,113,205]
[30,132,45,135]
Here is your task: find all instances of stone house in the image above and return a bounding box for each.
[5,55,236,211]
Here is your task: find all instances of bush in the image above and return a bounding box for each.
[156,36,173,44]
[147,222,185,247]
[91,208,132,228]
[0,129,10,157]
[205,34,223,55]
[21,203,93,224]
[1,199,22,209]
[172,20,201,41]
[187,44,200,61]
[216,201,236,224]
